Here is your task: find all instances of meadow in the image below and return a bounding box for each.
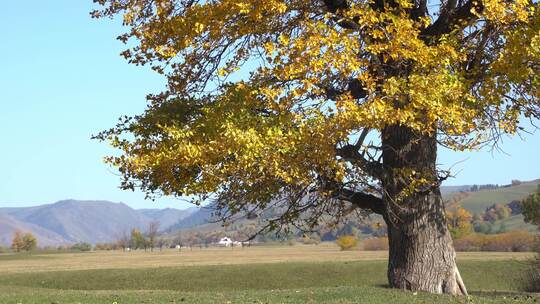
[0,244,537,304]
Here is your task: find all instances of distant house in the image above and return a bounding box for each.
[218,237,233,247]
[217,237,250,247]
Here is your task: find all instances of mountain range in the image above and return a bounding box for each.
[0,200,197,246]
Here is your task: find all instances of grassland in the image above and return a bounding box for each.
[0,245,537,303]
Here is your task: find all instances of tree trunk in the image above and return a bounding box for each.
[381,125,467,295]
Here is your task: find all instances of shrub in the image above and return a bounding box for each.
[362,237,389,251]
[336,235,358,251]
[453,231,536,252]
[453,234,486,251]
[71,242,92,252]
[482,231,534,252]
[95,242,120,250]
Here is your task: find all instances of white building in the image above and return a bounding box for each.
[218,237,233,247]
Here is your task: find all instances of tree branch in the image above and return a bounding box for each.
[324,78,368,100]
[420,0,483,43]
[321,0,361,30]
[336,188,386,215]
[336,144,384,179]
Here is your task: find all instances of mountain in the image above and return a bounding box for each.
[138,207,196,230]
[0,200,192,246]
[166,205,216,231]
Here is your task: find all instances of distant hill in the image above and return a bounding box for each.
[457,180,540,213]
[446,180,540,232]
[138,207,196,230]
[440,185,472,196]
[0,200,194,246]
[166,205,216,231]
[0,213,69,247]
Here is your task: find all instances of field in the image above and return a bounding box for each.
[0,244,537,304]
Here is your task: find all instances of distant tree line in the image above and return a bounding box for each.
[469,184,500,192]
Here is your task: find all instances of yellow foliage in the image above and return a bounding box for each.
[11,231,24,252]
[446,203,474,239]
[92,0,540,220]
[336,235,358,251]
[12,231,37,252]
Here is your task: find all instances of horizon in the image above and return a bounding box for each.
[1,1,539,210]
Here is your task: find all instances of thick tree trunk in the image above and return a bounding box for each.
[381,125,467,295]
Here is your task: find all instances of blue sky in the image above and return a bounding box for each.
[0,1,538,210]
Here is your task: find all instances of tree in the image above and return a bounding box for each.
[117,231,130,251]
[523,186,540,227]
[21,233,37,251]
[93,0,540,295]
[156,236,168,251]
[173,232,183,251]
[130,228,146,250]
[146,221,161,252]
[11,231,24,252]
[446,204,473,239]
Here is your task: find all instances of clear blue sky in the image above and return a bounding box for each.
[0,1,538,209]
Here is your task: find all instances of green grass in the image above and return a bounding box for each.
[0,259,536,304]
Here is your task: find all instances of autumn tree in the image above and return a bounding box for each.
[11,231,24,252]
[446,203,473,239]
[130,228,146,250]
[21,233,37,251]
[93,0,540,295]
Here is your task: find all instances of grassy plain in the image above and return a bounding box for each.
[0,244,537,304]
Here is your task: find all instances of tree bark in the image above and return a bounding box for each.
[381,125,467,295]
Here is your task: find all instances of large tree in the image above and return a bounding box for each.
[93,0,540,295]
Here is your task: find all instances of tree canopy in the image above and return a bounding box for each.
[93,0,540,231]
